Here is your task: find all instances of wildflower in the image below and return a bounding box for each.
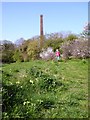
[36,78,38,81]
[16,81,20,84]
[78,52,80,55]
[54,74,57,77]
[62,77,65,80]
[27,101,30,104]
[29,80,33,84]
[23,101,30,105]
[22,74,27,77]
[0,87,2,92]
[10,82,13,85]
[23,101,26,105]
[37,99,43,104]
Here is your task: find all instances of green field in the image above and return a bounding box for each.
[2,59,88,118]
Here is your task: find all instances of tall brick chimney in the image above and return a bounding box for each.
[40,15,44,48]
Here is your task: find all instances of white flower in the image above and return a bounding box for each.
[78,52,80,55]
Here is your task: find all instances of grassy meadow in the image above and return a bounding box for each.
[2,59,88,118]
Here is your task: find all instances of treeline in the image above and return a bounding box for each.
[0,29,90,63]
[0,33,77,63]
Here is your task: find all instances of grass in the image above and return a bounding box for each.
[1,59,88,118]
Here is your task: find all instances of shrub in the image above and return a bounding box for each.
[2,50,14,63]
[61,39,90,59]
[1,40,15,63]
[40,47,55,60]
[13,49,23,62]
[27,40,40,60]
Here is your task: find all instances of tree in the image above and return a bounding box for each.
[1,40,15,63]
[13,49,23,62]
[65,34,78,41]
[15,38,24,47]
[81,22,90,38]
[44,38,63,52]
[27,40,40,60]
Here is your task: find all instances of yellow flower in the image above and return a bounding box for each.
[29,80,33,84]
[23,101,26,105]
[16,81,20,84]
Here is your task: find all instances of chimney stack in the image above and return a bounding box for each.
[40,15,44,48]
[40,15,43,36]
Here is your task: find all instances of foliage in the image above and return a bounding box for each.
[45,32,63,40]
[1,31,90,63]
[65,34,78,41]
[27,40,40,60]
[2,59,88,118]
[44,38,63,51]
[1,40,15,63]
[2,50,14,63]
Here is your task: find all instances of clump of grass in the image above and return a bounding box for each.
[35,99,55,111]
[14,69,19,72]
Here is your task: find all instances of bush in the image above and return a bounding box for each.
[61,39,90,59]
[40,47,55,60]
[2,50,14,63]
[13,49,23,62]
[1,40,15,63]
[27,40,40,60]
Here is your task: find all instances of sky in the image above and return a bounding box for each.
[1,2,88,42]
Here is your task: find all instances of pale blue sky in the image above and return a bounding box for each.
[1,2,88,42]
